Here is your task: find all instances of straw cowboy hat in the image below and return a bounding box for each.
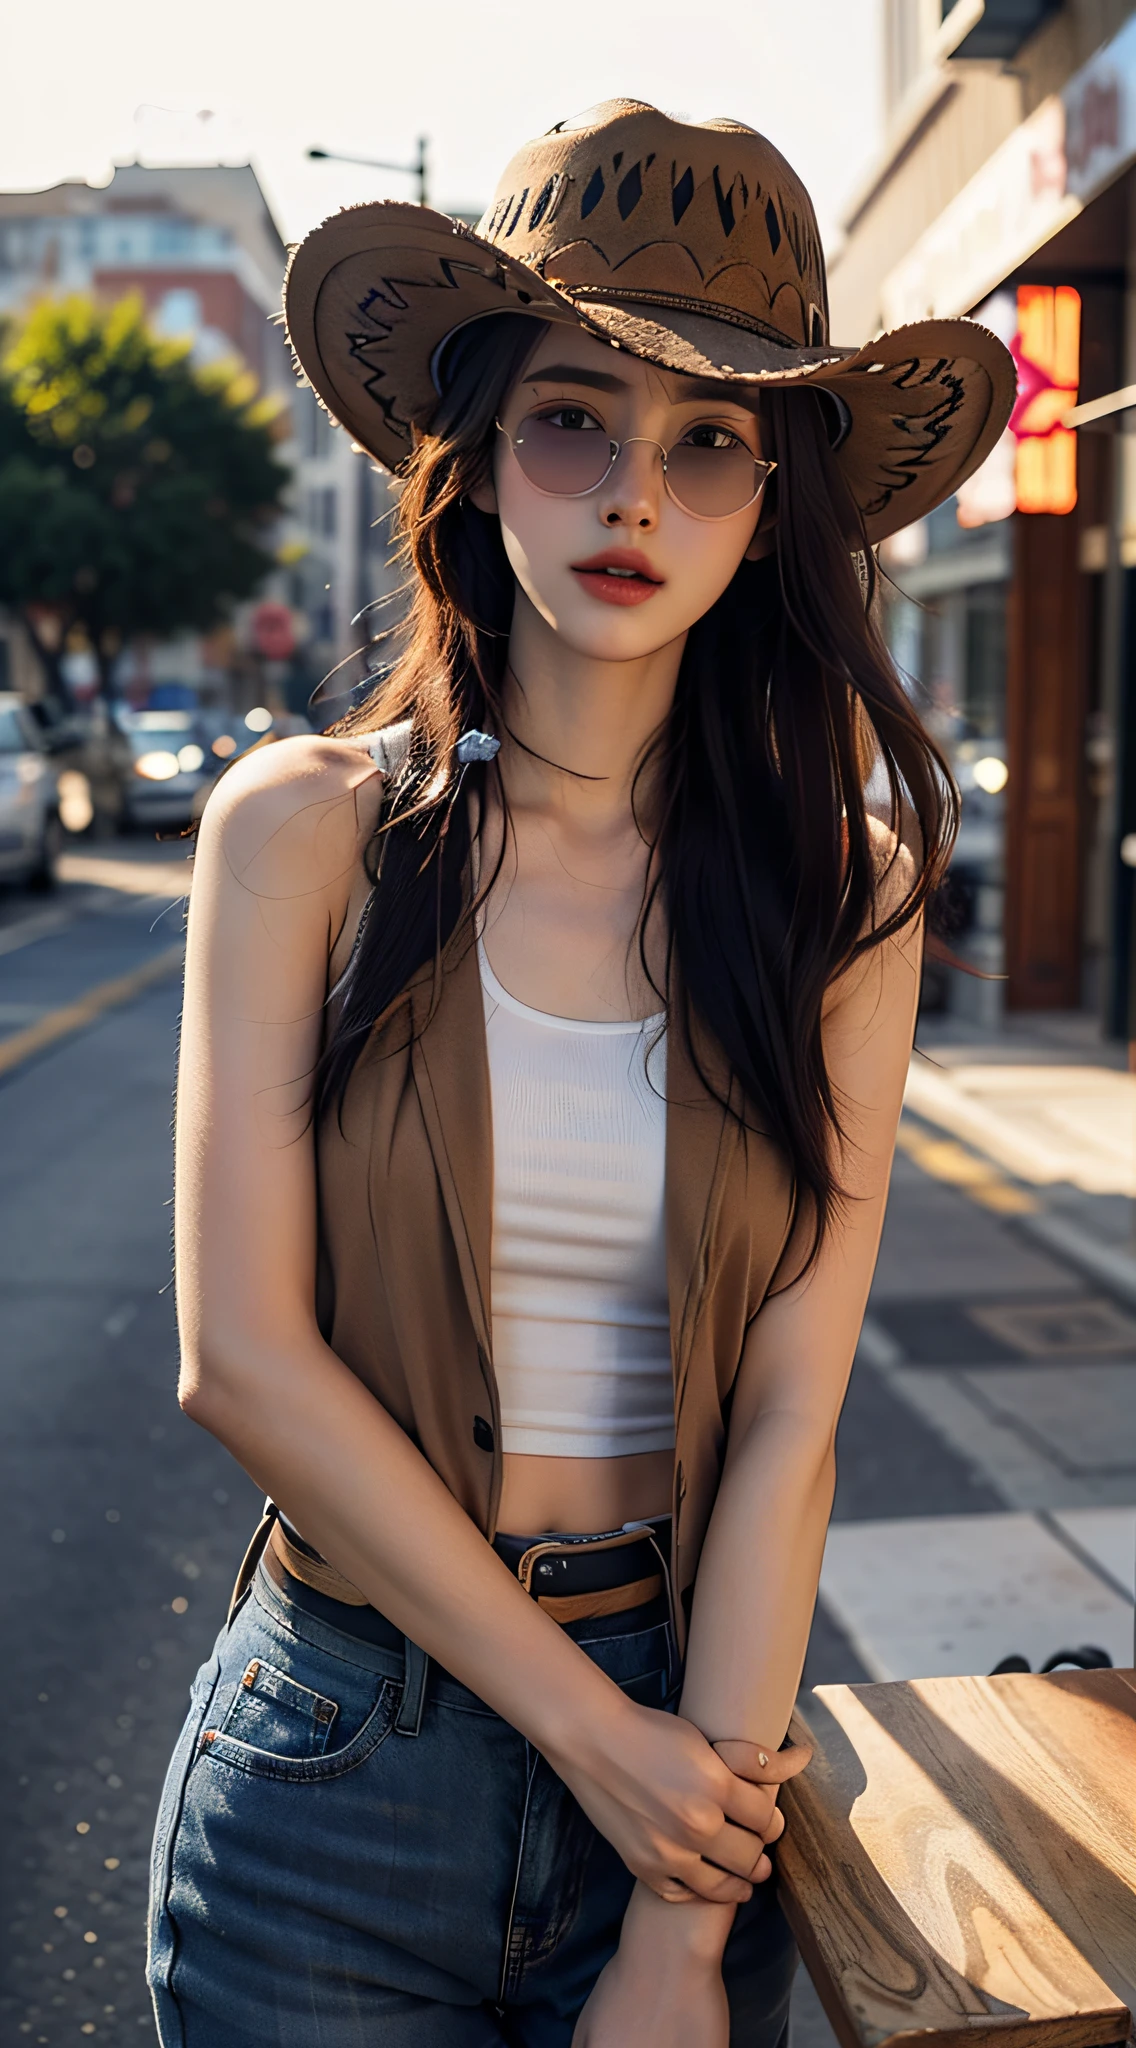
[284,99,1015,542]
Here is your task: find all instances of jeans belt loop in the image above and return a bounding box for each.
[227,1498,279,1627]
[395,1637,429,1737]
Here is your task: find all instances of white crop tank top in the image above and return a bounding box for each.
[479,940,675,1459]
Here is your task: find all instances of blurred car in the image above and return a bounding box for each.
[24,695,88,758]
[116,709,218,830]
[23,697,135,837]
[0,693,62,889]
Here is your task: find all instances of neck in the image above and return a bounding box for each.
[498,589,684,832]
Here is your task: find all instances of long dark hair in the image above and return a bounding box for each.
[318,312,956,1264]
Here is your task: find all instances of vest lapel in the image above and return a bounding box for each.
[411,935,494,1360]
[665,996,737,1411]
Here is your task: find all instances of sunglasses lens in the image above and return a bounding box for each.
[511,415,613,496]
[665,439,768,518]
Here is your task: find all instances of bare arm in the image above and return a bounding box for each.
[176,739,777,1907]
[581,867,922,2041]
[680,894,923,1748]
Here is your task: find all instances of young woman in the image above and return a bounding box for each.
[148,101,1013,2048]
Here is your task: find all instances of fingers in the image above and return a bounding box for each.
[687,1867,754,1905]
[667,1856,754,1906]
[701,1816,772,1879]
[761,1804,786,1848]
[698,1833,776,1890]
[648,1848,772,1904]
[577,1709,805,1914]
[713,1739,813,1786]
[715,1775,777,1840]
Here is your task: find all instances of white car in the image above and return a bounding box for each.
[116,709,216,829]
[0,694,61,889]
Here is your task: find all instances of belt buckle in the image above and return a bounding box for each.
[515,1525,650,1596]
[515,1525,676,1676]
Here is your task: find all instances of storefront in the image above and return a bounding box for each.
[881,515,1012,1021]
[865,16,1136,1026]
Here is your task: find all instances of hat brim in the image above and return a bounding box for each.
[284,201,1015,543]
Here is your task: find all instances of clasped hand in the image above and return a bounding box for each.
[554,1698,812,1905]
[566,1722,812,2048]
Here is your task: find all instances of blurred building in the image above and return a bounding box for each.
[0,162,399,717]
[833,0,1136,1033]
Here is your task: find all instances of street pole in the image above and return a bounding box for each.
[307,140,429,206]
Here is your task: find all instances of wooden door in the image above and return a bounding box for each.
[1004,511,1087,1009]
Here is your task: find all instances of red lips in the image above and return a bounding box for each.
[570,548,665,607]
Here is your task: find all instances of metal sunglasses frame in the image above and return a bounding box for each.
[495,418,777,523]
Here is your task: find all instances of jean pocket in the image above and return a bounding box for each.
[218,1656,339,1758]
[198,1674,400,1782]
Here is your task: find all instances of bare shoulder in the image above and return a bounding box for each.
[866,814,918,926]
[823,820,922,1027]
[196,733,385,903]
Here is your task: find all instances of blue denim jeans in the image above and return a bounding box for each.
[148,1560,797,2045]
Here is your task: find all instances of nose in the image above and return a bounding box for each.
[597,437,665,531]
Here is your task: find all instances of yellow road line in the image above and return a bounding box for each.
[894,1116,1039,1215]
[0,944,184,1080]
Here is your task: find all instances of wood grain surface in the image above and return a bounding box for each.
[778,1669,1136,2048]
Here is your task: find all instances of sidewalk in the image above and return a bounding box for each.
[803,1002,1136,1698]
[908,1006,1136,1297]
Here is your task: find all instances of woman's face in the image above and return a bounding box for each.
[476,326,772,662]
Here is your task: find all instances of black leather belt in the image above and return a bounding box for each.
[260,1513,673,1637]
[495,1520,673,1623]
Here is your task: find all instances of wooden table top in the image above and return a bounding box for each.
[778,1668,1136,2048]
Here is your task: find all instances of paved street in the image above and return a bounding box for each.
[1,855,1134,2046]
[0,853,261,2045]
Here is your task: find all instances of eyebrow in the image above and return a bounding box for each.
[525,363,754,409]
[525,364,629,394]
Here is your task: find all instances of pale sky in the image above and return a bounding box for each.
[2,0,882,260]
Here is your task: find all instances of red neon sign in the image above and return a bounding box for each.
[1011,285,1080,515]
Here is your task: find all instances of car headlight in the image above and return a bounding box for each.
[16,754,44,785]
[134,750,181,781]
[177,744,205,772]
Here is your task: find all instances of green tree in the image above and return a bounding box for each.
[0,294,291,699]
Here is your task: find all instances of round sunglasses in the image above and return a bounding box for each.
[496,412,776,523]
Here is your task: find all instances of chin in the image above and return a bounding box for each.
[537,584,711,659]
[560,616,678,660]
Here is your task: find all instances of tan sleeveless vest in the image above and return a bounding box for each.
[315,922,800,1651]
